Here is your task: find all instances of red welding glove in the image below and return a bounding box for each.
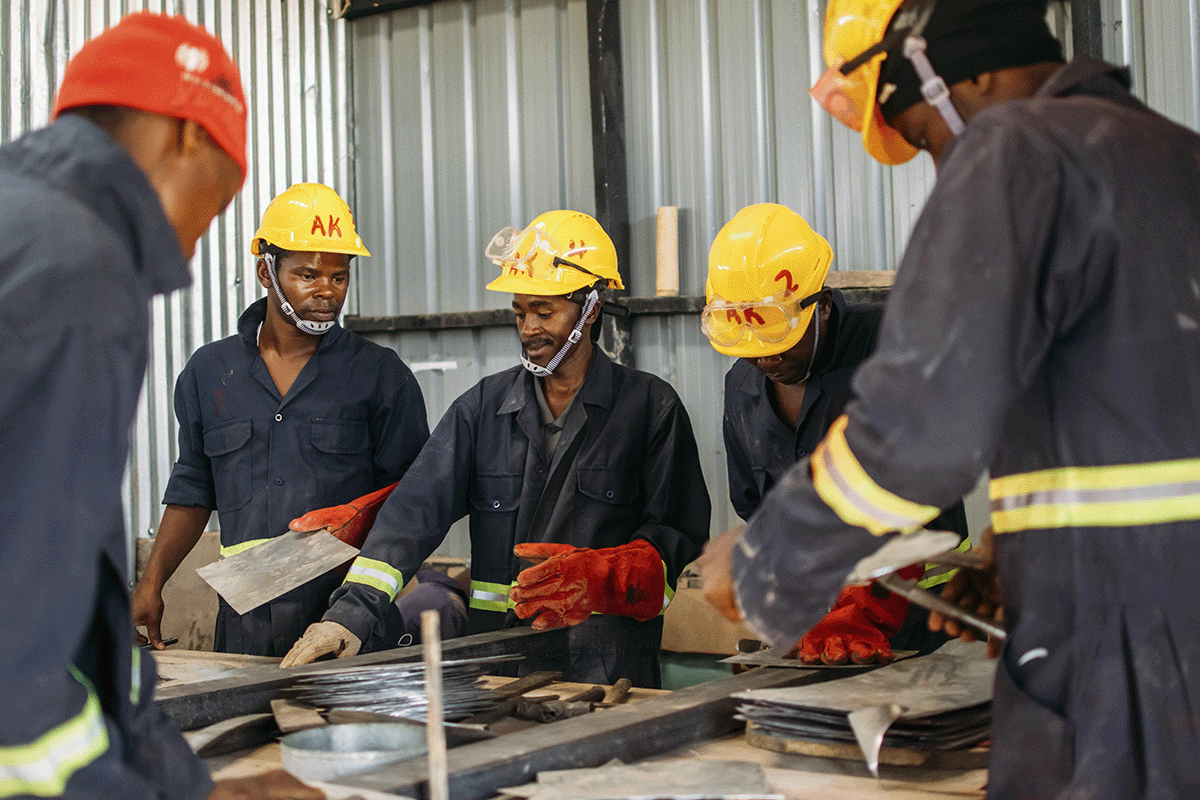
[796,563,922,666]
[510,540,665,629]
[288,482,398,549]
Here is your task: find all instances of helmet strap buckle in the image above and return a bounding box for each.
[264,252,335,337]
[519,290,599,377]
[902,35,967,136]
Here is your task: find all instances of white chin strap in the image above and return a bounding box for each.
[903,35,967,136]
[520,289,600,377]
[263,252,335,336]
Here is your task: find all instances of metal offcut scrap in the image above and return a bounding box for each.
[290,654,521,722]
[497,759,782,800]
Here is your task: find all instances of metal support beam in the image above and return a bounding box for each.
[1071,0,1105,59]
[156,627,567,731]
[340,665,853,800]
[345,271,895,334]
[586,0,634,367]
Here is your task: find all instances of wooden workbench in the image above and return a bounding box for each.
[191,671,986,799]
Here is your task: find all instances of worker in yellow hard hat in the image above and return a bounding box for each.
[701,203,968,665]
[282,210,710,688]
[702,1,1200,798]
[133,182,430,659]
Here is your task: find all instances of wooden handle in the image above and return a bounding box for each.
[656,206,679,297]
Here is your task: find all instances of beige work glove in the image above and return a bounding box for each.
[279,621,361,668]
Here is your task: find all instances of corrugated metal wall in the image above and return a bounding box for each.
[5,0,1200,551]
[347,0,1200,545]
[1,0,352,544]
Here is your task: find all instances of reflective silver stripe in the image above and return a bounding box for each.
[992,478,1200,513]
[470,588,509,604]
[817,443,924,531]
[0,669,109,797]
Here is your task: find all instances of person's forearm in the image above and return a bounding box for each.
[138,505,212,591]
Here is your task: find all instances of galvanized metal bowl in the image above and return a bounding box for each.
[280,722,428,782]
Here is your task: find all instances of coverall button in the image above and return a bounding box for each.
[275,477,284,485]
[606,490,614,498]
[274,413,282,421]
[492,500,500,509]
[536,465,544,473]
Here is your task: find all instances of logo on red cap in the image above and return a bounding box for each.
[175,43,210,74]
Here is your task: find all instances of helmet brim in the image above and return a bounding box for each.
[485,272,594,296]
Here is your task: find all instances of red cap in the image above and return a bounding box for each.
[52,12,247,179]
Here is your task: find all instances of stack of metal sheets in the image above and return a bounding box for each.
[735,639,995,754]
[289,654,520,722]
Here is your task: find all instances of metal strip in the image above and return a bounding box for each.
[419,7,438,313]
[586,0,634,364]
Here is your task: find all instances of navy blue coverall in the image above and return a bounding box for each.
[734,58,1200,799]
[163,297,428,656]
[323,349,711,687]
[0,116,212,798]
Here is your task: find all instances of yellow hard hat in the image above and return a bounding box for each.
[485,210,624,296]
[811,0,917,165]
[702,203,832,358]
[251,183,370,257]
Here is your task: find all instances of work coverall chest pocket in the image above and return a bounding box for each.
[203,419,253,511]
[469,473,523,513]
[576,467,639,506]
[311,418,371,454]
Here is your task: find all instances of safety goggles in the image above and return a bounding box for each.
[486,224,601,282]
[701,289,822,348]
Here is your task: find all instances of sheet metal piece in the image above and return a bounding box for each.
[846,529,963,584]
[847,703,905,778]
[497,758,783,800]
[736,639,994,717]
[290,655,521,722]
[196,529,359,615]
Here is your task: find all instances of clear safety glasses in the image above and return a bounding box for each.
[485,224,601,283]
[701,289,822,348]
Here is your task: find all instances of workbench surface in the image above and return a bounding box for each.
[200,674,987,799]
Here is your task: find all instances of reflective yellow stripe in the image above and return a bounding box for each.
[660,561,674,615]
[469,580,515,613]
[0,668,109,797]
[917,537,971,589]
[344,557,405,601]
[219,538,271,559]
[812,415,940,535]
[991,459,1200,533]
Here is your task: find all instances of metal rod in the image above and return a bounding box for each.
[422,611,448,800]
[876,573,1007,641]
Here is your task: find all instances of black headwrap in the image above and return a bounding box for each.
[876,0,1064,122]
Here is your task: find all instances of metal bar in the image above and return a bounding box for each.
[586,0,634,366]
[876,573,1007,642]
[1070,0,1104,59]
[339,0,431,21]
[340,665,844,800]
[156,627,568,731]
[345,272,896,334]
[1191,0,1200,133]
